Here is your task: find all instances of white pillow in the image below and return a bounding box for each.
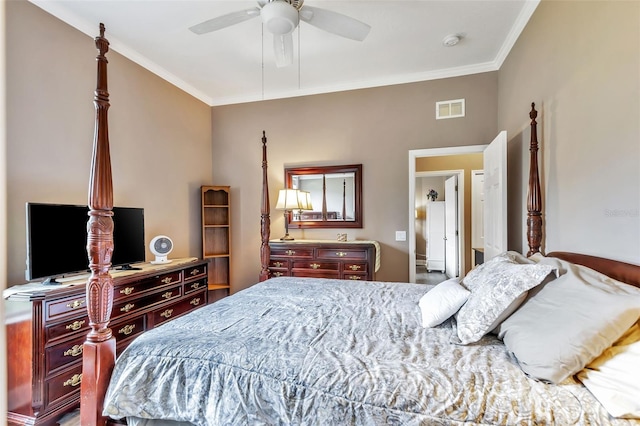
[498,256,640,383]
[578,322,640,419]
[419,278,470,327]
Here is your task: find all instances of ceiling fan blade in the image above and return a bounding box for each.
[299,6,371,41]
[273,33,293,68]
[189,8,261,35]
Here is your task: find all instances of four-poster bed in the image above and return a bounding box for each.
[77,26,640,425]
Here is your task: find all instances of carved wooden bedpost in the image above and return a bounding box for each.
[527,102,542,256]
[81,23,116,426]
[259,131,271,281]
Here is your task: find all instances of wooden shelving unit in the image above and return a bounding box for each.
[201,186,231,301]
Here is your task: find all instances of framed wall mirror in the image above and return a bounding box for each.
[285,164,363,229]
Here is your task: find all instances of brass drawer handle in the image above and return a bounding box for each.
[162,291,173,299]
[347,275,362,280]
[273,272,283,277]
[63,345,83,357]
[160,309,173,318]
[336,252,347,257]
[285,250,295,255]
[190,269,200,276]
[348,265,362,271]
[63,374,82,387]
[66,299,85,310]
[191,282,202,290]
[190,298,201,306]
[310,263,321,269]
[273,261,284,267]
[120,287,134,295]
[119,324,136,336]
[66,320,85,331]
[162,277,173,284]
[120,303,135,313]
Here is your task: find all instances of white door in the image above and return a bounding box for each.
[444,176,458,278]
[426,201,446,272]
[471,170,484,250]
[483,131,508,261]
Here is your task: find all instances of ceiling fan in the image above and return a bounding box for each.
[189,0,371,68]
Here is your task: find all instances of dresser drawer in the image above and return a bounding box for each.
[112,284,182,320]
[46,294,87,321]
[269,259,289,268]
[317,248,368,260]
[292,260,339,271]
[269,270,289,278]
[113,280,149,301]
[291,269,340,279]
[185,277,207,294]
[343,273,367,281]
[45,335,85,376]
[113,314,146,341]
[46,315,89,343]
[184,264,207,281]
[343,262,368,273]
[152,291,206,326]
[149,271,182,286]
[271,247,314,258]
[44,364,83,412]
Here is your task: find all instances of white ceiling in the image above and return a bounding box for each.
[30,0,539,106]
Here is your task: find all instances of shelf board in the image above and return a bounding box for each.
[203,204,230,208]
[204,254,230,258]
[203,224,229,228]
[208,284,230,290]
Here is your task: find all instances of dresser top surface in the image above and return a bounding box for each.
[4,257,204,301]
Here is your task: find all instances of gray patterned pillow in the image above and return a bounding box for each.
[454,252,556,345]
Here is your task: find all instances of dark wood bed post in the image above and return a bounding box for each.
[527,102,542,256]
[81,23,116,426]
[259,131,271,281]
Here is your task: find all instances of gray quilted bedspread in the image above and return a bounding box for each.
[103,277,631,425]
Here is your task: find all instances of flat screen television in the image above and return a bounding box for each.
[26,203,146,283]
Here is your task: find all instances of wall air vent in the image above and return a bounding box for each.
[436,99,465,120]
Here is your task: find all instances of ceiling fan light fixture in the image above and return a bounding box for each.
[261,1,300,35]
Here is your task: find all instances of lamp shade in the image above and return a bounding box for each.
[276,189,303,210]
[297,190,313,211]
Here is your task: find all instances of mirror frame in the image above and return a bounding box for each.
[285,164,363,229]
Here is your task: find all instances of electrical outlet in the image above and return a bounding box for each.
[395,231,407,241]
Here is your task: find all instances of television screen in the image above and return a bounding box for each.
[26,203,146,282]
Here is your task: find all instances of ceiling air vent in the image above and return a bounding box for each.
[436,99,465,120]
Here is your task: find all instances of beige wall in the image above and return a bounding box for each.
[416,153,483,274]
[5,1,213,286]
[212,74,498,292]
[498,0,639,263]
[6,0,636,296]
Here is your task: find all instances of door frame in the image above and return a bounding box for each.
[408,145,487,283]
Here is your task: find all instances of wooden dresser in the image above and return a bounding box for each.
[5,259,209,426]
[268,240,379,281]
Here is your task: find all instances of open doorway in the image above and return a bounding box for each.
[408,146,486,283]
[415,171,463,283]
